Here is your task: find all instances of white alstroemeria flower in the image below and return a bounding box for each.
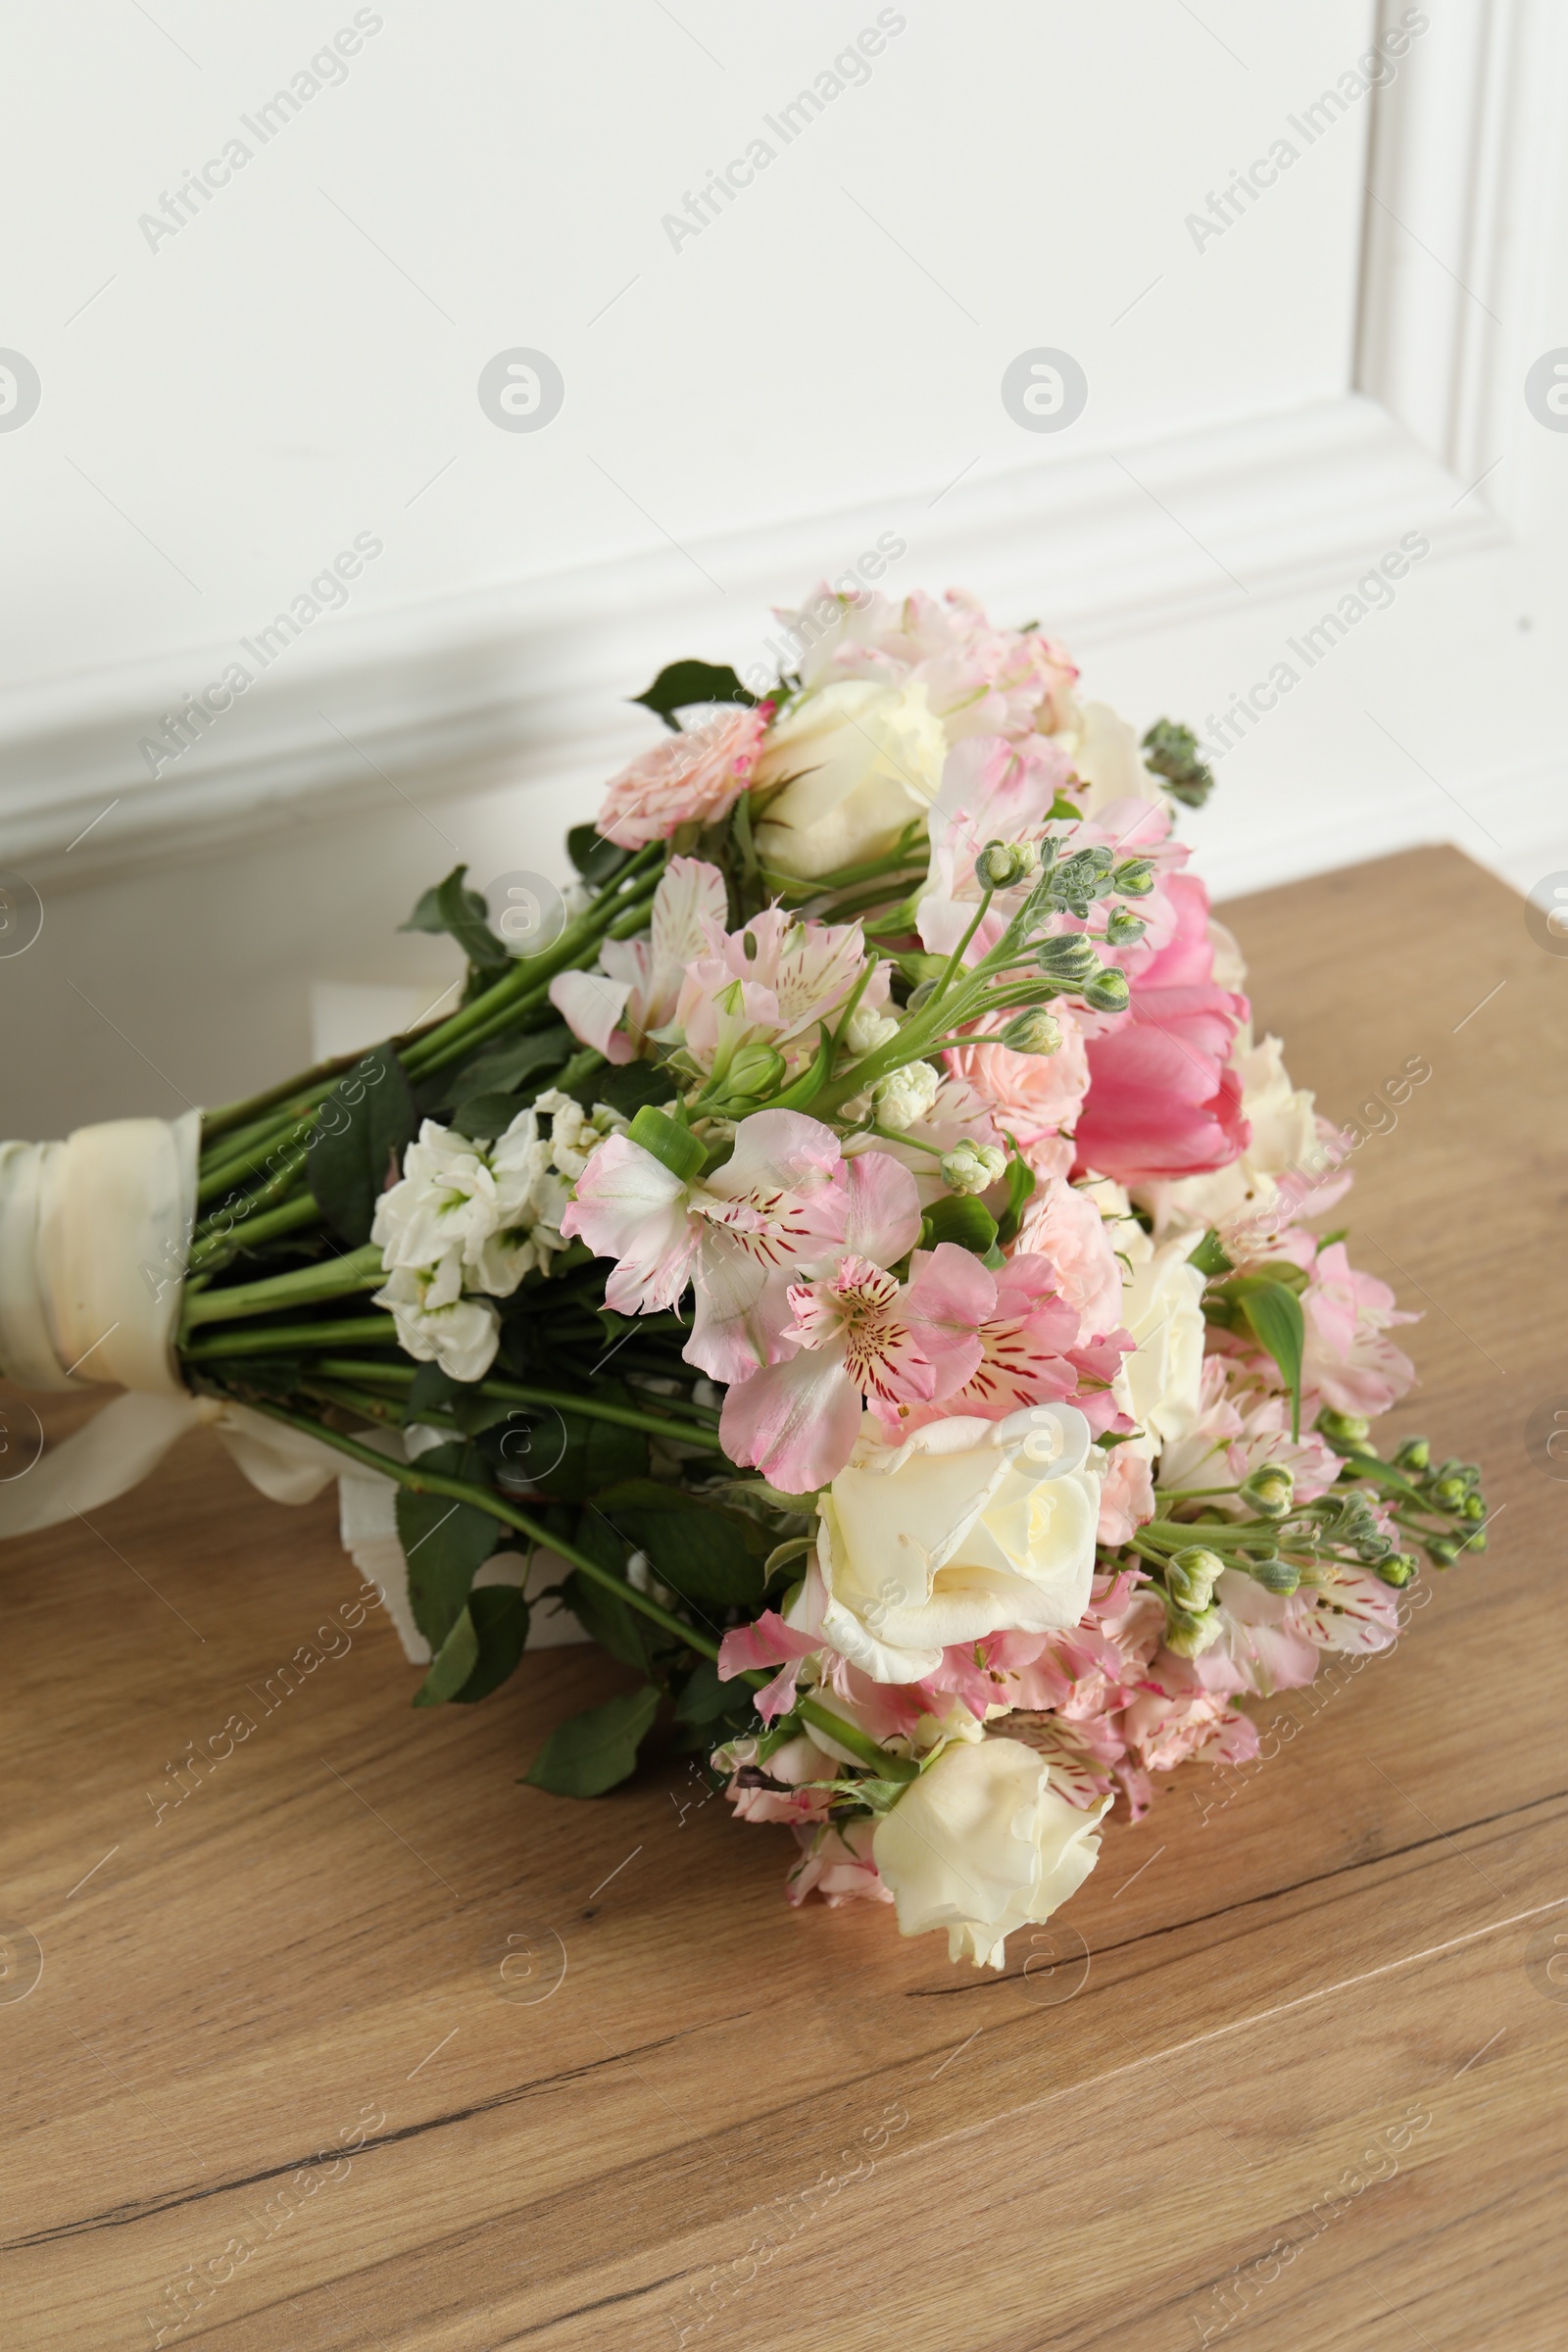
[797,1404,1100,1685]
[872,1738,1108,1968]
[371,1259,500,1383]
[372,1120,502,1278]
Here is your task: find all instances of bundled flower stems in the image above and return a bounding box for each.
[24,587,1493,1967]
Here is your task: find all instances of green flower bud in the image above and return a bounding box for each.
[1463,1494,1487,1522]
[999,1008,1063,1055]
[1427,1536,1460,1568]
[1392,1436,1430,1473]
[1249,1554,1299,1594]
[1462,1528,1487,1554]
[941,1139,1007,1196]
[1103,906,1148,947]
[1166,1544,1225,1611]
[1165,1606,1224,1657]
[1036,934,1101,986]
[1241,1464,1294,1518]
[1080,966,1131,1014]
[1141,719,1214,809]
[1111,857,1156,897]
[723,1041,787,1101]
[1377,1553,1418,1588]
[1316,1407,1372,1448]
[975,841,1022,890]
[1432,1476,1468,1510]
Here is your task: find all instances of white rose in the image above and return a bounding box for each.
[803,1404,1101,1685]
[1136,1035,1318,1241]
[1113,1234,1206,1448]
[872,1737,1108,1967]
[371,1260,500,1383]
[752,677,949,879]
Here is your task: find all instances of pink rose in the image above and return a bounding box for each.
[597,704,768,849]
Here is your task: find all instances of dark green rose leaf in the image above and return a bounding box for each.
[307,1044,419,1248]
[524,1685,661,1797]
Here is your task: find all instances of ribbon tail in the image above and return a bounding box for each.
[0,1392,203,1536]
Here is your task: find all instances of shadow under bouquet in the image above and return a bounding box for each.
[0,584,1490,1969]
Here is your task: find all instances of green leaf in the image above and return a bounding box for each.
[565,824,632,888]
[919,1196,999,1256]
[1240,1282,1306,1442]
[588,1478,769,1608]
[1187,1227,1235,1280]
[630,661,758,731]
[396,1444,501,1647]
[524,1414,649,1506]
[401,864,510,970]
[524,1686,661,1796]
[306,1045,418,1248]
[450,1584,531,1704]
[450,1092,527,1142]
[673,1657,753,1727]
[414,1606,480,1706]
[994,1147,1037,1249]
[407,1362,460,1419]
[444,1022,575,1102]
[569,1058,678,1120]
[561,1559,653,1674]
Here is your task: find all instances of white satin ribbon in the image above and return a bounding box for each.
[0,1114,582,1660]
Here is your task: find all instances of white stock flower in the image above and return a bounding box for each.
[371,1120,501,1276]
[871,1058,940,1133]
[371,1261,500,1383]
[752,677,948,879]
[843,1002,902,1058]
[1112,1234,1206,1450]
[872,1738,1108,1968]
[802,1405,1101,1684]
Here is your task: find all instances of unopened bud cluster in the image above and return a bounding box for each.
[941,1139,1007,1196]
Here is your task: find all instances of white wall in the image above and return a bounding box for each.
[3,0,1567,1137]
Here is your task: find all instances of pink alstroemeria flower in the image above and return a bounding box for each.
[673,903,887,1081]
[718,1156,981,1491]
[549,857,727,1066]
[559,1108,844,1384]
[902,1251,1133,1436]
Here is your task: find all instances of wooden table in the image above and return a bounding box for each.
[3,846,1564,2351]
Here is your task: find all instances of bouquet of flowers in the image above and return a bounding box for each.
[0,584,1489,1969]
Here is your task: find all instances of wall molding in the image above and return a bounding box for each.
[1,393,1502,888]
[7,0,1558,892]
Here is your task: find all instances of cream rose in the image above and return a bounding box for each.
[752,677,949,879]
[872,1737,1108,1967]
[1063,700,1165,818]
[800,1403,1100,1685]
[1113,1234,1206,1449]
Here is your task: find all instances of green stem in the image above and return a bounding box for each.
[182,1316,397,1359]
[797,1696,918,1781]
[306,1360,726,1449]
[188,1193,320,1273]
[181,1244,384,1330]
[235,1396,721,1657]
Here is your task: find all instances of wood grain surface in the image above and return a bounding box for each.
[2,845,1564,2352]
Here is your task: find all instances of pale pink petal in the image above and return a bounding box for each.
[717,1609,821,1682]
[719,1348,863,1493]
[559,1135,696,1311]
[904,1243,992,1394]
[838,1148,923,1265]
[547,969,637,1063]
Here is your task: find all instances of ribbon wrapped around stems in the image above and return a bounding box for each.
[0,1115,572,1658]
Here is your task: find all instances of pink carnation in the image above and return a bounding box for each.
[597,704,768,849]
